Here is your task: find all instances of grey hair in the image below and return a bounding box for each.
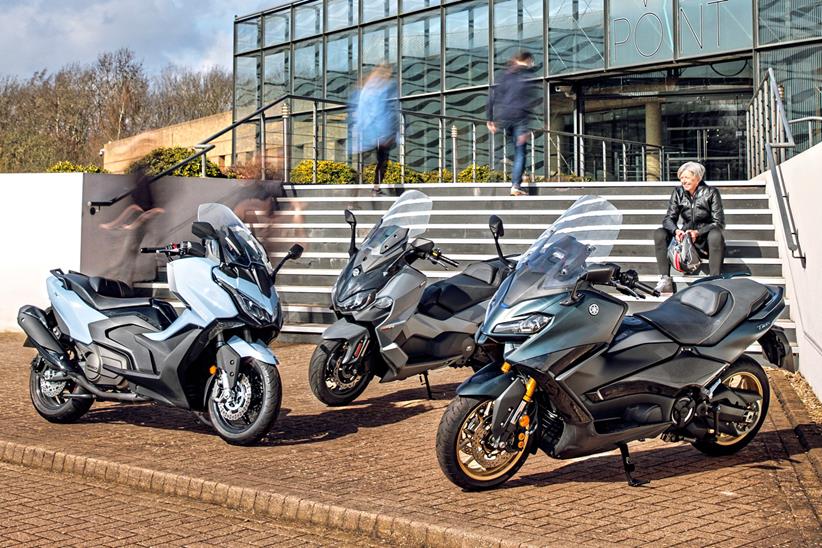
[677,161,705,181]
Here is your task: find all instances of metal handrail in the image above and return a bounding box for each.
[746,67,805,264]
[788,116,822,148]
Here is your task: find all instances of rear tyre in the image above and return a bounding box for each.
[436,396,531,490]
[308,340,373,406]
[29,356,93,423]
[692,356,770,457]
[208,358,281,445]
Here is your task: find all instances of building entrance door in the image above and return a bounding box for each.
[667,125,743,181]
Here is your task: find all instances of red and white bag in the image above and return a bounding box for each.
[667,235,701,274]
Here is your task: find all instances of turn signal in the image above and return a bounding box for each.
[518,433,526,441]
[518,415,530,428]
[501,362,512,373]
[517,441,525,449]
[209,365,217,375]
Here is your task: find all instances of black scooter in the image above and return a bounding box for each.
[436,196,794,490]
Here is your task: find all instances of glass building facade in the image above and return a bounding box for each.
[234,0,822,180]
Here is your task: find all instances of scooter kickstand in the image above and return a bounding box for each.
[617,443,649,487]
[420,371,433,400]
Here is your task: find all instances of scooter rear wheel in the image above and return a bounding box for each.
[29,356,92,423]
[436,396,531,490]
[208,358,281,445]
[692,356,770,457]
[309,340,373,406]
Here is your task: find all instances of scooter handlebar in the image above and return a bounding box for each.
[635,281,661,298]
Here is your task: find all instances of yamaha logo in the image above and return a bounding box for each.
[588,303,600,316]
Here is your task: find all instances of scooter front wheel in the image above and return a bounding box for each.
[308,340,373,406]
[436,396,531,490]
[208,358,281,445]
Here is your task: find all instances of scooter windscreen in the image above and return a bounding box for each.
[198,203,272,270]
[492,195,622,307]
[335,190,433,304]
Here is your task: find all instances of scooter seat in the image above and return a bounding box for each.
[62,272,151,311]
[636,279,770,346]
[419,261,506,321]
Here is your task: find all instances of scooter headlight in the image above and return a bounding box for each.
[338,291,376,312]
[239,295,273,324]
[493,314,552,335]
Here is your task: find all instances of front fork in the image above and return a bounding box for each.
[490,362,539,451]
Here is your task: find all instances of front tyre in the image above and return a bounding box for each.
[208,358,281,446]
[436,396,531,490]
[308,340,373,406]
[29,356,93,423]
[692,356,770,457]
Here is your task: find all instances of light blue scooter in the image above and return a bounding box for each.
[18,203,303,445]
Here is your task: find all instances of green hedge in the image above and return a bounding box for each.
[46,161,108,174]
[362,161,423,184]
[456,164,509,183]
[128,146,224,178]
[421,168,454,183]
[290,160,356,184]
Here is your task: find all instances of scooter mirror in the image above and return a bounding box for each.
[192,221,218,240]
[288,243,304,260]
[412,238,435,253]
[489,215,505,238]
[344,209,357,226]
[583,264,615,284]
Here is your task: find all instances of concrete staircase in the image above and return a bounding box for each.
[135,180,797,356]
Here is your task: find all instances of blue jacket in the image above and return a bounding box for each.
[349,79,399,154]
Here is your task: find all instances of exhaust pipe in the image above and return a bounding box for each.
[17,305,76,374]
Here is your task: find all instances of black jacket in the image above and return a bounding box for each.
[662,183,725,236]
[486,66,539,126]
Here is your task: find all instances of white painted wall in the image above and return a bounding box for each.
[0,173,84,331]
[758,143,822,398]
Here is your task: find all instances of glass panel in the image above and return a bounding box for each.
[235,18,261,53]
[759,0,822,45]
[493,0,544,76]
[363,0,397,23]
[444,90,491,175]
[362,22,398,72]
[264,11,290,47]
[327,32,359,101]
[293,40,323,98]
[403,0,439,12]
[263,48,289,103]
[235,54,260,119]
[402,97,441,172]
[327,0,358,31]
[548,0,605,74]
[608,0,674,68]
[402,12,442,96]
[761,44,822,155]
[294,1,323,40]
[445,1,489,89]
[678,0,752,58]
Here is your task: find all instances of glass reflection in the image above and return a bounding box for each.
[264,11,289,47]
[678,0,752,58]
[294,40,323,97]
[362,23,398,72]
[608,0,673,68]
[236,18,260,53]
[327,32,359,101]
[363,0,397,22]
[403,0,438,12]
[235,54,260,118]
[402,13,441,95]
[759,0,822,45]
[294,1,323,39]
[494,0,544,76]
[327,0,358,31]
[263,48,289,102]
[445,1,489,89]
[402,97,442,172]
[548,0,605,74]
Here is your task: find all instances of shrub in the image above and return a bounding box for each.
[127,146,224,178]
[456,164,509,183]
[290,160,356,184]
[362,161,423,184]
[421,168,454,183]
[46,161,108,174]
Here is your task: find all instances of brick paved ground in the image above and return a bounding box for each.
[1,333,820,547]
[0,460,386,546]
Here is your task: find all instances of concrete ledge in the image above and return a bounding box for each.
[770,371,822,482]
[0,438,538,548]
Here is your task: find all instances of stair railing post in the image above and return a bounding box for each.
[622,142,627,182]
[746,109,752,178]
[556,134,561,182]
[451,124,458,183]
[602,140,607,182]
[471,123,477,183]
[530,131,535,183]
[641,145,646,180]
[400,113,406,184]
[438,118,444,183]
[282,102,290,182]
[502,128,508,181]
[260,113,267,180]
[312,101,318,184]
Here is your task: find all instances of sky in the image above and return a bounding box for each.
[0,0,272,79]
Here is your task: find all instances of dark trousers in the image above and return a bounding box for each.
[375,143,392,186]
[654,227,726,276]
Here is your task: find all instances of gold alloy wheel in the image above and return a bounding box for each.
[716,371,764,446]
[455,400,529,481]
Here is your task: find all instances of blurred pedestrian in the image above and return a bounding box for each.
[349,63,399,194]
[486,51,539,196]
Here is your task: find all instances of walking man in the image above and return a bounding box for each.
[486,51,538,196]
